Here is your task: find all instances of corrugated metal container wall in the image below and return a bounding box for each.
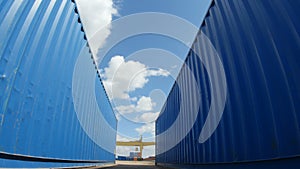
[156,0,300,167]
[0,0,116,168]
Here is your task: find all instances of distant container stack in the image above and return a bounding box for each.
[156,0,300,168]
[0,0,116,168]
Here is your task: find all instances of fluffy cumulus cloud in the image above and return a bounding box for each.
[115,104,136,115]
[136,96,154,112]
[115,96,156,116]
[76,0,117,55]
[101,55,170,100]
[135,122,155,136]
[136,112,159,123]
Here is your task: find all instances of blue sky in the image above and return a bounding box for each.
[77,0,211,158]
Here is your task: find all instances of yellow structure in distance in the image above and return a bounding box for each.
[116,136,155,158]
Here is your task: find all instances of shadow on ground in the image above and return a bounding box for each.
[102,160,169,169]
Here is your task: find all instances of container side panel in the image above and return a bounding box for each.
[0,0,116,168]
[156,0,300,165]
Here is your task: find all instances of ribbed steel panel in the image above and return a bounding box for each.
[0,0,116,168]
[156,0,300,167]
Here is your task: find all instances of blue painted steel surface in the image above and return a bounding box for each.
[0,0,116,168]
[156,0,300,167]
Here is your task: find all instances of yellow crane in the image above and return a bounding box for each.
[116,136,155,158]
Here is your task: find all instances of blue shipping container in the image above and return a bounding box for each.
[0,0,117,168]
[156,0,300,168]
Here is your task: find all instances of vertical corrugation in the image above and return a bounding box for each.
[0,0,116,168]
[156,0,300,165]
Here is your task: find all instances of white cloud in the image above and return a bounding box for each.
[76,0,117,56]
[135,112,159,123]
[101,56,170,100]
[146,69,169,77]
[115,96,155,115]
[131,97,137,102]
[136,96,153,112]
[135,122,155,136]
[115,104,136,114]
